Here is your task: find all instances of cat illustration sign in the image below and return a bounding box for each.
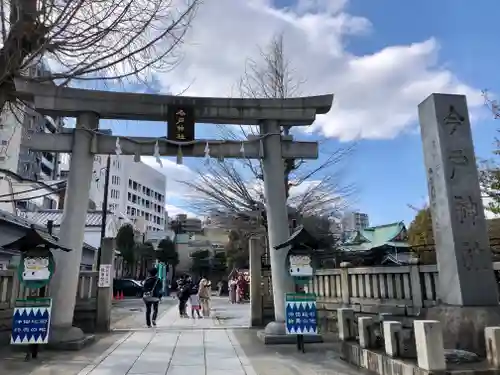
[23,257,51,281]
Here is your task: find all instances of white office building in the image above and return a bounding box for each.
[60,154,167,232]
[341,211,370,233]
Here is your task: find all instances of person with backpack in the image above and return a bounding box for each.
[143,268,162,327]
[177,278,192,317]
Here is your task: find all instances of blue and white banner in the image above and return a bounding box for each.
[11,300,52,345]
[285,293,317,335]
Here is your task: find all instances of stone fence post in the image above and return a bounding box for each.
[249,237,263,326]
[340,262,351,306]
[408,259,423,311]
[10,271,20,308]
[95,238,115,332]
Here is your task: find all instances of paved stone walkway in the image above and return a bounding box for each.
[0,297,362,375]
[78,297,255,375]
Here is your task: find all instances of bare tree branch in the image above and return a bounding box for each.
[0,0,201,111]
[185,33,354,232]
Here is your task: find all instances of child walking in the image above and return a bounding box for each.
[189,293,202,318]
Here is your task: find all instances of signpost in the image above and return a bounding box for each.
[11,298,52,345]
[274,225,320,352]
[285,293,317,334]
[98,264,112,288]
[2,224,72,361]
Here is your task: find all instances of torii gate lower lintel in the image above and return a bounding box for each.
[14,79,333,344]
[23,131,319,159]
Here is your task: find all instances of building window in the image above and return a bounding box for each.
[110,189,120,199]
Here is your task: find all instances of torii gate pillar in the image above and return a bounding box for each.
[49,112,99,345]
[260,120,295,335]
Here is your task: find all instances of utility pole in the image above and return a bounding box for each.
[97,155,111,269]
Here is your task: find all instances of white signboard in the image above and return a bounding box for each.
[289,255,313,277]
[98,264,112,288]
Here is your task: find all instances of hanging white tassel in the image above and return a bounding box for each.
[204,142,210,164]
[176,145,183,165]
[154,140,163,167]
[115,137,122,156]
[240,142,245,156]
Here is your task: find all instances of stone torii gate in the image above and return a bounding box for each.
[14,79,333,344]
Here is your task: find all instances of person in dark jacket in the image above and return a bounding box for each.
[143,268,162,327]
[177,279,192,317]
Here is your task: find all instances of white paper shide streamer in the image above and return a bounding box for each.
[115,137,122,156]
[154,140,163,168]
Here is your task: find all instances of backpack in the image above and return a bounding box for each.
[143,277,160,303]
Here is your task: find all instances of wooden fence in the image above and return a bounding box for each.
[0,270,98,343]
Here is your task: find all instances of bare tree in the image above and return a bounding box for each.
[0,0,200,112]
[182,33,354,230]
[478,91,500,213]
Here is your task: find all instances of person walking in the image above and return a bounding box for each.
[236,274,246,303]
[142,268,162,328]
[198,276,212,317]
[177,278,191,318]
[188,292,202,318]
[229,277,237,304]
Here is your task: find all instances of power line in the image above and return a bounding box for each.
[0,180,67,199]
[0,168,62,191]
[0,186,66,203]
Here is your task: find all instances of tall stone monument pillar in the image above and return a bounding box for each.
[50,112,99,344]
[260,120,295,335]
[419,94,500,354]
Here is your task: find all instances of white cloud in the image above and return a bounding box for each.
[156,0,482,142]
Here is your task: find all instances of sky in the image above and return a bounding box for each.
[95,0,500,226]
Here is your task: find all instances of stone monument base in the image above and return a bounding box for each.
[48,325,96,350]
[425,305,500,356]
[256,321,323,345]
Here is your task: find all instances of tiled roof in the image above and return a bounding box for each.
[0,209,46,231]
[24,209,106,227]
[342,222,408,251]
[0,209,97,251]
